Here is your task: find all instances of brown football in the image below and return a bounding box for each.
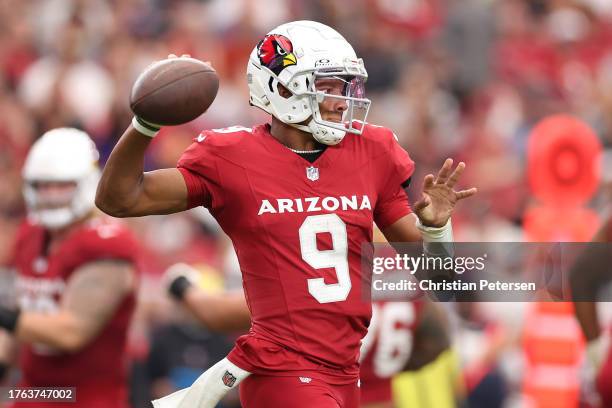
[129,57,219,126]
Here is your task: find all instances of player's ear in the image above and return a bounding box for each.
[277,83,292,99]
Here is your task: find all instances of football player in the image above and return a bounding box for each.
[97,20,476,408]
[164,263,450,408]
[571,215,612,406]
[0,128,140,408]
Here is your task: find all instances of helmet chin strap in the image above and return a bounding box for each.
[288,119,346,146]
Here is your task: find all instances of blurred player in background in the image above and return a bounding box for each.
[0,128,140,408]
[359,300,450,408]
[96,20,475,407]
[571,215,612,406]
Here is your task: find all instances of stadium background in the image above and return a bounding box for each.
[0,0,611,407]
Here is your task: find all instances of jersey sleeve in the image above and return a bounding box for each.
[7,222,29,267]
[176,131,223,211]
[77,223,141,266]
[373,131,415,229]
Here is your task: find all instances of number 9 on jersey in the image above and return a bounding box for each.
[299,214,351,303]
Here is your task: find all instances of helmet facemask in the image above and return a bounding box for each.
[23,170,100,230]
[304,71,370,145]
[268,60,371,145]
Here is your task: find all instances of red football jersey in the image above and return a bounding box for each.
[359,301,422,404]
[178,123,414,384]
[10,217,140,408]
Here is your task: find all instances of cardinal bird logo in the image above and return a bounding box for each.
[257,34,297,75]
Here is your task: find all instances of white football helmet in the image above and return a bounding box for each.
[247,20,370,145]
[22,128,101,229]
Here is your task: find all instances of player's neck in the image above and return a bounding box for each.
[269,118,319,152]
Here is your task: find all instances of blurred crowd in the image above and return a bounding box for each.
[1,0,612,407]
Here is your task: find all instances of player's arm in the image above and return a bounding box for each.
[381,161,476,300]
[570,216,612,370]
[182,291,250,332]
[164,264,251,332]
[571,218,611,340]
[0,260,135,352]
[0,330,16,382]
[96,125,189,217]
[380,213,422,243]
[403,301,450,371]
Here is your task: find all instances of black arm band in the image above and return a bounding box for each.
[0,307,20,333]
[168,276,193,301]
[0,363,7,380]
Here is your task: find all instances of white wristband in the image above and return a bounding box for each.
[132,116,161,138]
[416,218,453,242]
[416,218,454,257]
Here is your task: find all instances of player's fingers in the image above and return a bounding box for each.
[434,158,453,184]
[422,174,435,190]
[168,54,178,59]
[181,54,191,58]
[446,162,466,188]
[413,195,431,212]
[455,187,477,200]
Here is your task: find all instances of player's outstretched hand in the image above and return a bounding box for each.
[413,158,477,228]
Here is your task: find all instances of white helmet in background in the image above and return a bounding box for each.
[22,128,101,229]
[247,20,371,145]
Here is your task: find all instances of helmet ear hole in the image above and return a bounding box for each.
[277,83,292,99]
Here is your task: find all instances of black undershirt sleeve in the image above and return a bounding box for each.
[401,177,411,189]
